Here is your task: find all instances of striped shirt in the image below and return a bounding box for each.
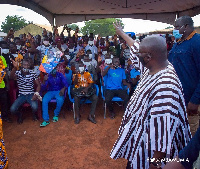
[110,63,191,169]
[130,43,145,77]
[15,70,37,95]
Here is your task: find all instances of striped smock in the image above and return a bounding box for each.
[130,44,145,77]
[15,70,37,95]
[110,63,191,169]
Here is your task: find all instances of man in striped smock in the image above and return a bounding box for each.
[111,22,191,169]
[10,58,41,124]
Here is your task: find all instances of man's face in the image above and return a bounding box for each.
[84,56,90,62]
[9,44,17,53]
[15,39,21,46]
[69,43,74,49]
[112,58,120,67]
[137,45,151,67]
[100,38,104,45]
[56,40,61,47]
[22,61,30,69]
[174,19,186,34]
[35,35,41,44]
[83,41,87,47]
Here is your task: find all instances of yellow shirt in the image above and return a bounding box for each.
[0,56,7,89]
[0,112,8,168]
[73,72,93,88]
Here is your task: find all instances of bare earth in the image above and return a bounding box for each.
[3,100,127,169]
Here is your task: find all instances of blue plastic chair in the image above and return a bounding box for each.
[68,84,99,119]
[101,75,129,119]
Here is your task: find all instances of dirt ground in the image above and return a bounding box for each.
[3,100,127,169]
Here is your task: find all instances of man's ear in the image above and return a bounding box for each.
[146,53,152,60]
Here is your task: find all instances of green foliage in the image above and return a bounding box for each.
[67,24,79,30]
[1,15,29,33]
[81,18,124,37]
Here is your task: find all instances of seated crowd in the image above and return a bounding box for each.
[0,26,144,127]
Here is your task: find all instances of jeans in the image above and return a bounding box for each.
[10,94,38,116]
[105,89,129,113]
[42,91,64,121]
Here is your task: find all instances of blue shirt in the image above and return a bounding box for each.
[105,66,126,90]
[130,68,140,79]
[168,33,200,105]
[178,127,200,169]
[43,72,68,91]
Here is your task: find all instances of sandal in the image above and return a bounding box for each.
[40,121,50,127]
[52,116,58,122]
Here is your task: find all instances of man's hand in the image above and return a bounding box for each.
[126,83,131,90]
[10,58,18,68]
[32,94,38,101]
[44,74,49,81]
[59,88,65,96]
[113,21,123,36]
[187,102,199,116]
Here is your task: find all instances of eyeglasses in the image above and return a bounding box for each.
[174,24,187,30]
[133,52,149,56]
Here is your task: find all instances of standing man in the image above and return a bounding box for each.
[168,16,200,136]
[110,22,191,169]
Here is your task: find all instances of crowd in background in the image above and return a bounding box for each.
[0,16,199,169]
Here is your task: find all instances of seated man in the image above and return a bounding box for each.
[82,54,97,82]
[10,58,41,124]
[102,57,130,119]
[40,68,68,127]
[72,61,98,124]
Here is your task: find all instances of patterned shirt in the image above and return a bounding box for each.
[73,72,93,88]
[130,43,145,77]
[15,70,37,95]
[0,112,8,169]
[110,63,191,169]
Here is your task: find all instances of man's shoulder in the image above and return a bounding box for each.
[191,33,200,43]
[117,67,125,72]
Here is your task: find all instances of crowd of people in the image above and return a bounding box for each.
[0,15,199,169]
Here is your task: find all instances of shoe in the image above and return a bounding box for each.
[110,112,115,119]
[52,116,58,122]
[40,121,50,127]
[74,118,80,124]
[88,115,96,124]
[17,117,23,124]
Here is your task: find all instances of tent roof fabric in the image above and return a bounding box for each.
[1,0,200,26]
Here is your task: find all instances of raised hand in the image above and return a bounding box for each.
[113,21,123,35]
[10,58,18,68]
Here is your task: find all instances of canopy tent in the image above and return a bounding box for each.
[1,0,200,26]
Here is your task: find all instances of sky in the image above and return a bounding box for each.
[0,4,200,34]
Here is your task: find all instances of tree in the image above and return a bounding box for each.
[81,18,124,37]
[1,15,30,33]
[67,23,79,31]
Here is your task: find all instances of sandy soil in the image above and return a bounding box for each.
[3,100,127,169]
